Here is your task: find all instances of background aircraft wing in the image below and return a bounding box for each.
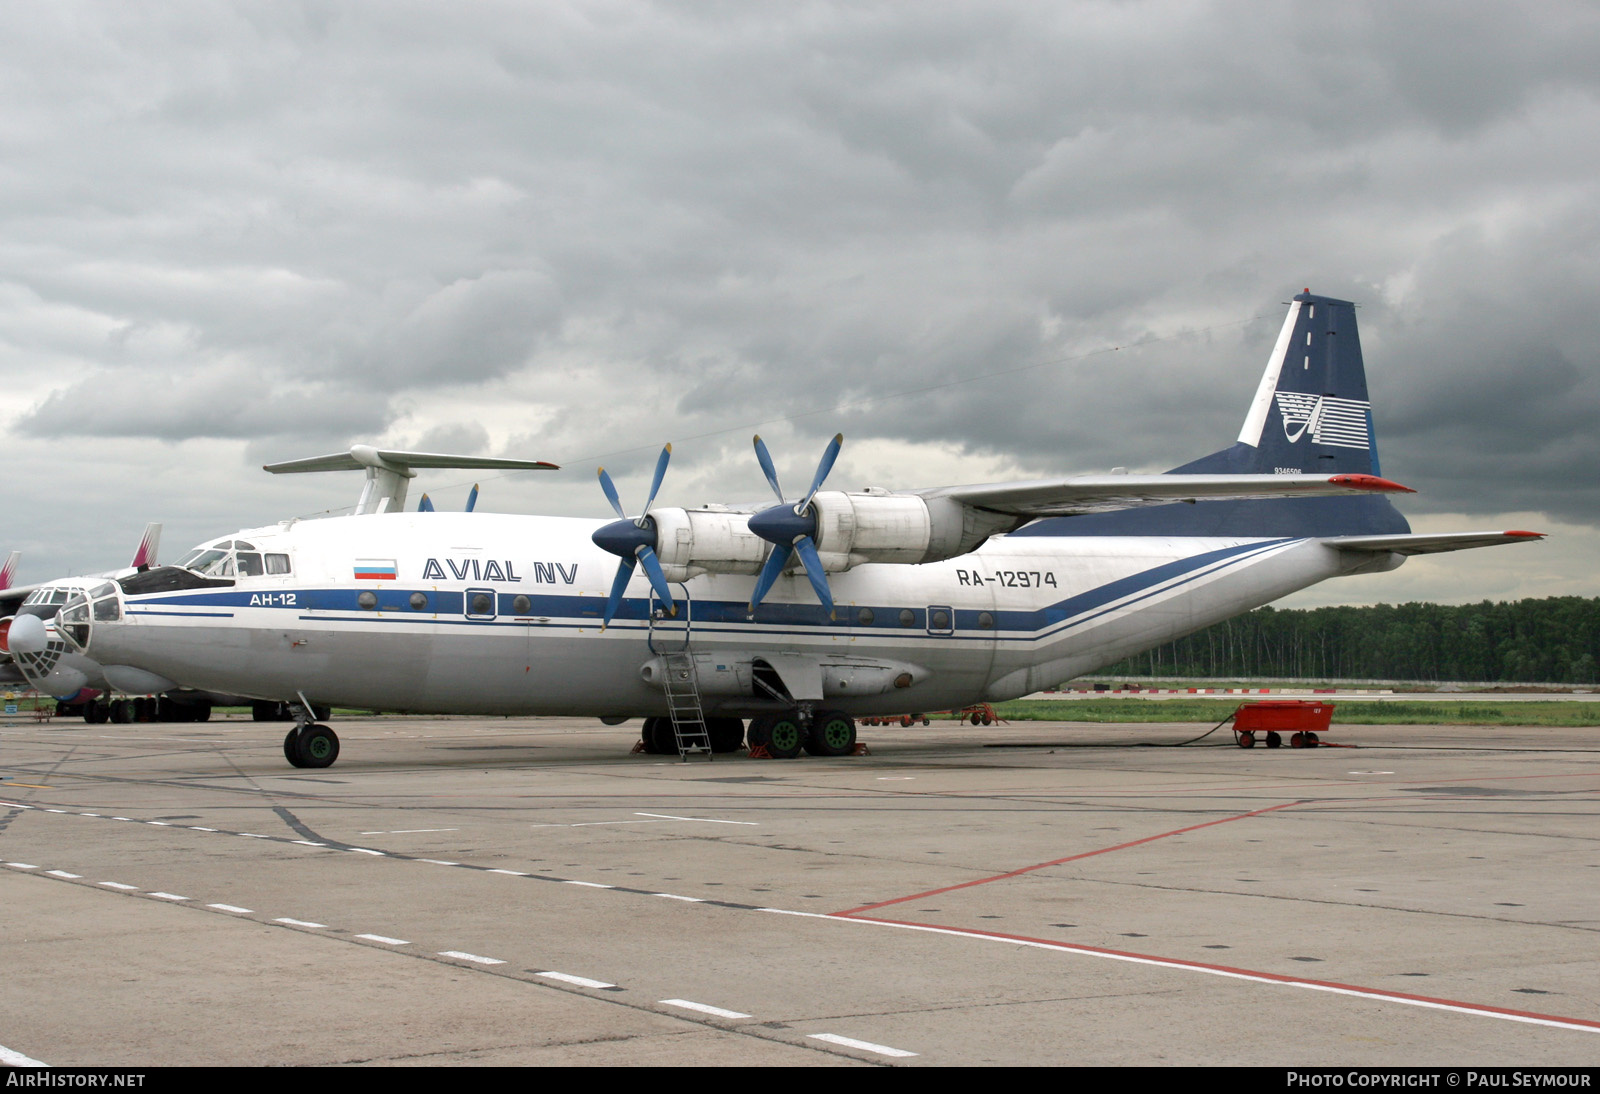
[264,446,558,475]
[1320,530,1545,555]
[911,472,1413,519]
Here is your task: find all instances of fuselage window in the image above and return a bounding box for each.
[898,609,916,627]
[237,553,265,577]
[265,554,292,575]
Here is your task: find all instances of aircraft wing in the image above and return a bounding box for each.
[1320,531,1546,555]
[265,447,558,475]
[911,472,1413,519]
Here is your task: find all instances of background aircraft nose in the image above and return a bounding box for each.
[6,613,47,654]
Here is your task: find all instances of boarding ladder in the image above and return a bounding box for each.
[658,650,713,761]
[648,590,712,761]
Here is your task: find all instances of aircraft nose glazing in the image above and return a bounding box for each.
[56,594,91,652]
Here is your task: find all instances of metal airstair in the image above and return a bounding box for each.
[648,590,712,761]
[658,650,713,760]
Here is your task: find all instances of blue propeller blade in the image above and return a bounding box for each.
[799,433,844,513]
[592,444,675,625]
[791,536,836,619]
[417,493,435,513]
[635,545,676,616]
[602,557,636,628]
[465,484,479,513]
[640,444,671,522]
[752,435,784,502]
[747,542,794,614]
[597,467,627,521]
[746,433,844,617]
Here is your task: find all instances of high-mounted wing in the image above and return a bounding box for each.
[263,445,558,515]
[912,471,1412,519]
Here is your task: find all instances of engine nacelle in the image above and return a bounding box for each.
[648,493,1013,582]
[650,507,769,582]
[807,490,1012,570]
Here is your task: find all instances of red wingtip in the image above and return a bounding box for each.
[1327,473,1416,494]
[1504,530,1544,538]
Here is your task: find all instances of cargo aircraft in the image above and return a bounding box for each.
[39,291,1541,767]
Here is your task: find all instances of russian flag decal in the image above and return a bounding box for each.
[354,559,398,581]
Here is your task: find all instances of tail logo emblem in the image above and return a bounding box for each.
[1274,392,1371,450]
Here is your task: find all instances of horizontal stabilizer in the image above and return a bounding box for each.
[1321,530,1545,555]
[916,472,1412,521]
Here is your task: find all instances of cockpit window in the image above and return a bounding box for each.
[185,550,233,577]
[178,541,283,579]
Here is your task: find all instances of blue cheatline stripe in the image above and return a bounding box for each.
[122,539,1296,643]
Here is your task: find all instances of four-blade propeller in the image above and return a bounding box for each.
[746,433,842,619]
[590,445,676,628]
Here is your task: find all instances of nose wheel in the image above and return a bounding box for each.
[283,724,340,768]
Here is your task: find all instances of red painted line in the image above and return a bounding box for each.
[821,916,1600,1034]
[834,800,1306,916]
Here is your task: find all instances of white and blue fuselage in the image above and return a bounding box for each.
[79,511,1384,717]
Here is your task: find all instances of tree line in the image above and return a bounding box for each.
[1098,597,1600,683]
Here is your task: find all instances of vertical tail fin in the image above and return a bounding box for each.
[0,551,19,590]
[1020,288,1410,539]
[129,523,162,570]
[1228,291,1379,477]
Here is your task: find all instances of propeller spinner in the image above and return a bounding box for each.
[591,445,676,628]
[746,433,843,619]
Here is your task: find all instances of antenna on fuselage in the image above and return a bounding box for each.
[263,445,558,515]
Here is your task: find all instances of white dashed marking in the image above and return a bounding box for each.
[149,892,188,901]
[419,859,460,867]
[809,1033,917,1057]
[208,904,253,914]
[274,918,327,929]
[660,999,751,1019]
[98,882,138,891]
[654,893,704,902]
[350,848,385,856]
[356,934,410,946]
[45,870,81,879]
[7,863,39,870]
[538,971,614,989]
[633,812,757,826]
[564,880,614,889]
[488,869,527,876]
[440,951,505,966]
[0,1043,47,1067]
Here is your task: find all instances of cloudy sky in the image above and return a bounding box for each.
[2,1,1596,607]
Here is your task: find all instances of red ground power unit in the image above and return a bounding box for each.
[1231,700,1335,749]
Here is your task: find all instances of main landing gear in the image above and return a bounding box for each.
[282,697,339,769]
[637,709,859,760]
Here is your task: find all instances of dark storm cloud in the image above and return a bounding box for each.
[1,1,1597,594]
